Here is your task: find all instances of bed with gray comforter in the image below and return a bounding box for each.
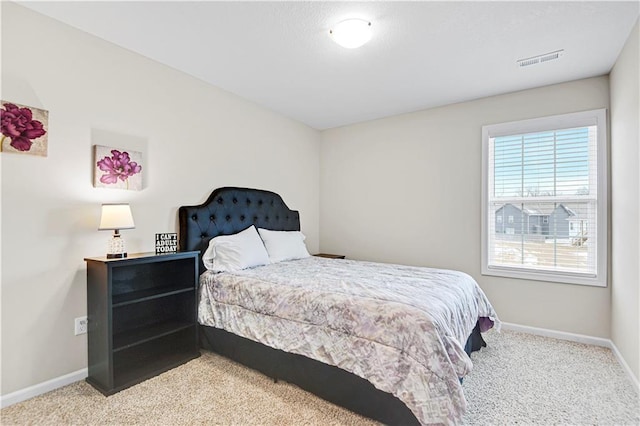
[198,256,499,425]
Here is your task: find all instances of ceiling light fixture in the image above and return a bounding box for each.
[329,19,372,49]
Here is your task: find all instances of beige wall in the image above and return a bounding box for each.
[0,3,320,396]
[321,76,611,338]
[610,19,640,382]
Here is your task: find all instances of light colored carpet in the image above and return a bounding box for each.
[462,330,639,425]
[1,330,638,425]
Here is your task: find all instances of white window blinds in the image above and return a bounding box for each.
[482,109,607,286]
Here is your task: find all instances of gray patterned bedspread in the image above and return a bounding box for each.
[198,256,499,425]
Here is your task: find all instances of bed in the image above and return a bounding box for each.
[178,186,498,425]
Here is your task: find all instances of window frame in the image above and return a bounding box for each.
[481,109,608,287]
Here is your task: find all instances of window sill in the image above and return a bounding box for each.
[482,265,606,287]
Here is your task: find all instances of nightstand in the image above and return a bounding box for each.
[313,253,346,259]
[84,251,200,395]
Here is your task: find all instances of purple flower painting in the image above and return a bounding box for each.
[0,101,49,156]
[94,145,143,191]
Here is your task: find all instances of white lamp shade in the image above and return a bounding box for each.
[329,19,372,49]
[99,204,135,230]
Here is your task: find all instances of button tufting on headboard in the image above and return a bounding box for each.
[178,187,301,272]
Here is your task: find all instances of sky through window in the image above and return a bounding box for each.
[493,127,591,198]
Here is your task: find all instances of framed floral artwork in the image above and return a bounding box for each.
[93,145,143,191]
[0,101,49,156]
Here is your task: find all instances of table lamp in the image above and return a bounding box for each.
[99,203,135,258]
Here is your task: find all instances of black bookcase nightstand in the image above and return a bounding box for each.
[84,251,200,395]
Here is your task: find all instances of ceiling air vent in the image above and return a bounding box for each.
[517,49,565,68]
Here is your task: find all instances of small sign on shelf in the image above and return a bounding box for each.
[155,233,178,254]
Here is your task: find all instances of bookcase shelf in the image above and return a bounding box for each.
[84,251,200,395]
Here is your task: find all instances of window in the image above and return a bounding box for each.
[497,216,502,223]
[481,109,607,287]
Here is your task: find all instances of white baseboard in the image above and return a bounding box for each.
[501,321,639,393]
[0,368,88,409]
[500,321,611,347]
[609,340,640,394]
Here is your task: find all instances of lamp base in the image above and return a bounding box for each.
[106,232,127,259]
[106,253,128,259]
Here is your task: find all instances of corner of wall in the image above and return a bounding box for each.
[609,17,640,382]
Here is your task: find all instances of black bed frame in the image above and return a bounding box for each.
[179,187,485,425]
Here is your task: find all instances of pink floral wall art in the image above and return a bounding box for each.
[93,145,143,191]
[0,101,49,156]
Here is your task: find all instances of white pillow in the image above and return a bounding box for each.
[257,228,310,263]
[202,225,270,272]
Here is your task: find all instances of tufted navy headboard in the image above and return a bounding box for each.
[178,187,300,269]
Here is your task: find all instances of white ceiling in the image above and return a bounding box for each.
[20,1,640,130]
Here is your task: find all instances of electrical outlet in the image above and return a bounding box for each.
[75,316,88,335]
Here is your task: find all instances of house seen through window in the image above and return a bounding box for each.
[481,109,607,286]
